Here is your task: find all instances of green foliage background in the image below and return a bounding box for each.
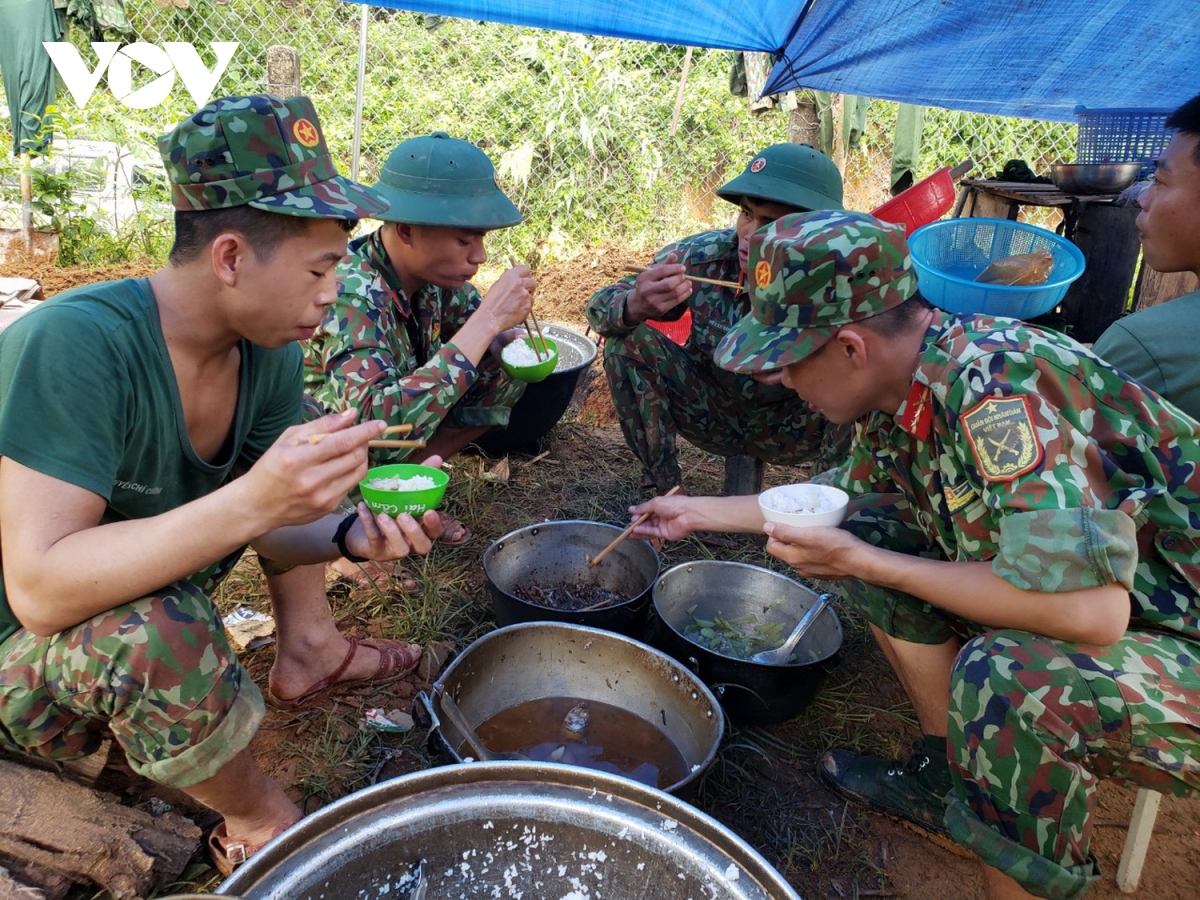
[1,0,1077,265]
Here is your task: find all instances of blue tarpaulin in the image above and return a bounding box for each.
[341,0,1198,121]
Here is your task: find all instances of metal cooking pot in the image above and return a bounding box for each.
[482,519,659,635]
[652,561,843,726]
[217,762,799,899]
[475,323,598,455]
[418,621,723,797]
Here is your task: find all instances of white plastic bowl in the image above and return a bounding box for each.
[758,484,849,528]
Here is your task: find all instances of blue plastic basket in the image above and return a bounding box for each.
[908,218,1086,320]
[1075,107,1173,180]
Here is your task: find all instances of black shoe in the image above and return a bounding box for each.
[819,735,954,839]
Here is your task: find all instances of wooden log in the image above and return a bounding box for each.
[0,864,54,900]
[0,759,201,899]
[1059,203,1141,343]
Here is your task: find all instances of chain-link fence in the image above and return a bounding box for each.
[2,0,1078,263]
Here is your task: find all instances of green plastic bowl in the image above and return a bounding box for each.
[359,464,449,517]
[501,336,558,383]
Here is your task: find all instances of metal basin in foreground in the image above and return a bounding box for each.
[219,761,801,900]
[421,621,724,797]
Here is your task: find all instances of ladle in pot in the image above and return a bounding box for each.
[435,686,528,761]
[748,594,832,665]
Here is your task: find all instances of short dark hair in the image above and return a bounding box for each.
[169,207,356,266]
[1166,93,1200,167]
[859,292,932,336]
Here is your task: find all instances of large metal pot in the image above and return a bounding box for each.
[475,323,598,455]
[218,761,799,899]
[419,621,723,797]
[652,561,843,726]
[482,519,659,635]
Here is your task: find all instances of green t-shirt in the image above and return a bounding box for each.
[1092,290,1200,423]
[0,278,302,641]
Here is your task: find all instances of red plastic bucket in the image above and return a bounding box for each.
[870,166,957,235]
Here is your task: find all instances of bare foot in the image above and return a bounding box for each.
[329,557,418,592]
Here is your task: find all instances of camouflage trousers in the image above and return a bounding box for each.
[602,325,849,491]
[0,549,263,790]
[835,494,1200,899]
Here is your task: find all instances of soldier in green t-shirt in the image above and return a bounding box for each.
[0,95,443,876]
[1092,92,1200,422]
[630,211,1200,899]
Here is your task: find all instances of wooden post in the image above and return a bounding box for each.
[265,45,301,99]
[1116,788,1161,893]
[1134,266,1199,311]
[1059,203,1141,343]
[668,47,694,138]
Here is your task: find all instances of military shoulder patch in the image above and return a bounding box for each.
[962,395,1043,482]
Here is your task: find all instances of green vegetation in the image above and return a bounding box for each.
[2,0,1075,266]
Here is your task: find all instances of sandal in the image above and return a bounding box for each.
[208,820,293,877]
[266,637,423,711]
[437,513,473,548]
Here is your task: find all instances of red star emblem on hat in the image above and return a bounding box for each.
[293,119,320,148]
[750,158,766,173]
[754,259,772,290]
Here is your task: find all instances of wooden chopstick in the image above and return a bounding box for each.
[368,439,426,449]
[522,319,546,361]
[588,485,681,567]
[298,422,414,446]
[528,309,549,356]
[622,263,741,291]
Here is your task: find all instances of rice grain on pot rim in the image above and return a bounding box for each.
[762,485,840,515]
[364,474,438,491]
[502,340,553,367]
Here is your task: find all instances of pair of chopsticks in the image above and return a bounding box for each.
[588,485,681,566]
[524,309,551,362]
[297,423,426,450]
[510,253,551,361]
[623,263,741,291]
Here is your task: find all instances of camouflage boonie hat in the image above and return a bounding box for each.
[158,94,388,219]
[372,132,522,228]
[716,143,844,212]
[715,210,917,373]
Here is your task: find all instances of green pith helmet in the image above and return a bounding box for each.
[715,143,844,213]
[372,132,522,228]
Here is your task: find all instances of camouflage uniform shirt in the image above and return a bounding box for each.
[304,228,521,462]
[828,310,1200,635]
[586,228,745,355]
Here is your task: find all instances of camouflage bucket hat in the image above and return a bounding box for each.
[715,210,917,374]
[372,132,522,228]
[158,93,388,219]
[716,143,844,212]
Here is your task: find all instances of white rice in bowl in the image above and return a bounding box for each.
[502,339,554,367]
[762,484,841,515]
[364,474,438,492]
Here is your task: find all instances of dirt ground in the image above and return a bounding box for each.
[3,247,1199,899]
